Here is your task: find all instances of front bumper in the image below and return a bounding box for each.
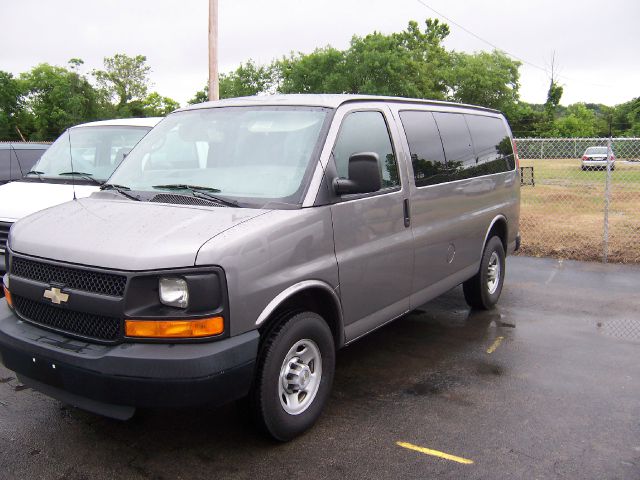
[0,302,259,418]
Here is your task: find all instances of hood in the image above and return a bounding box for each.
[10,198,269,270]
[0,181,98,222]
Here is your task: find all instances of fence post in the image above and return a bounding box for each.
[603,137,612,263]
[574,138,577,157]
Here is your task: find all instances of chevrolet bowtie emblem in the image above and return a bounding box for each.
[43,287,69,305]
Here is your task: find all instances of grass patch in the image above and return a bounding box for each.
[516,158,640,263]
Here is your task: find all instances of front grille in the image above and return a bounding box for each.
[13,295,121,342]
[150,193,228,207]
[11,258,127,297]
[0,221,11,251]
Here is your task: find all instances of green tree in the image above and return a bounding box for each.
[189,60,276,104]
[550,103,598,137]
[140,92,180,116]
[448,51,521,112]
[220,60,275,98]
[277,47,348,94]
[188,86,209,105]
[338,18,451,98]
[611,97,640,136]
[625,98,640,136]
[19,62,100,140]
[503,102,545,137]
[93,54,151,112]
[0,71,23,140]
[192,19,453,101]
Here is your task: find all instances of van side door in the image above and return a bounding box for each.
[328,105,414,342]
[395,109,471,306]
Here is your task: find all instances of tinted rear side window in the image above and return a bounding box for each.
[432,112,475,181]
[0,150,10,182]
[399,111,447,187]
[14,148,47,174]
[465,115,514,173]
[0,148,25,182]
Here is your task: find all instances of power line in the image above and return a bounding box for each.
[415,0,547,74]
[414,0,615,90]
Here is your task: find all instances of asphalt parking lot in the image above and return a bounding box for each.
[1,256,639,480]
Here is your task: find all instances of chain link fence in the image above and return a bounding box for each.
[515,137,640,263]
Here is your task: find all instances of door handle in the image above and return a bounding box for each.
[403,198,410,228]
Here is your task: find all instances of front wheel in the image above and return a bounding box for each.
[250,311,335,441]
[463,236,506,310]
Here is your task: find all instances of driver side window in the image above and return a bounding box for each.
[333,111,400,188]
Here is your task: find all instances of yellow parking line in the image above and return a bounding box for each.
[486,336,504,354]
[396,441,474,465]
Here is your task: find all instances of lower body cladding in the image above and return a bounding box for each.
[0,303,259,420]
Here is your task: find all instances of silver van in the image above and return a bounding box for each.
[0,95,520,440]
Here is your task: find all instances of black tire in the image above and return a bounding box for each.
[250,311,335,441]
[463,236,506,310]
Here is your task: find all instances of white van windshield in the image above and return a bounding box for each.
[30,126,152,182]
[107,107,329,206]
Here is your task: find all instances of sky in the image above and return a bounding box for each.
[1,0,638,108]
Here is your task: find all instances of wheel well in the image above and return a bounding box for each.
[258,287,343,348]
[487,217,508,252]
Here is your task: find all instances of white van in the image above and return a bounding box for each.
[0,118,161,273]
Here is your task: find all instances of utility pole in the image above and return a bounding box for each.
[208,0,219,101]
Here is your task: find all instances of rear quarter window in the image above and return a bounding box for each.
[465,115,514,174]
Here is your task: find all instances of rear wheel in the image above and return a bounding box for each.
[250,311,335,441]
[463,236,505,310]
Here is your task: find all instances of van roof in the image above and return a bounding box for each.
[179,94,501,115]
[70,117,163,129]
[0,142,50,150]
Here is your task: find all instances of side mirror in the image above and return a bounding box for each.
[333,152,382,195]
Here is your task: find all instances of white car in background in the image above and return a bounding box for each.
[581,146,615,171]
[0,117,162,273]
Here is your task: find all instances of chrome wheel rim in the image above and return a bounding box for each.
[278,339,322,415]
[487,251,501,295]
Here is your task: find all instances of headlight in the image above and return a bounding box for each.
[159,277,189,308]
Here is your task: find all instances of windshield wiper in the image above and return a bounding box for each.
[151,184,239,207]
[100,183,140,201]
[152,184,221,192]
[26,170,45,181]
[58,171,103,186]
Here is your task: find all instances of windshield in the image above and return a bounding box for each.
[585,147,608,155]
[107,106,330,206]
[31,126,152,181]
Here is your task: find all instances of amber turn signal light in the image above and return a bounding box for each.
[125,317,223,338]
[3,286,13,308]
